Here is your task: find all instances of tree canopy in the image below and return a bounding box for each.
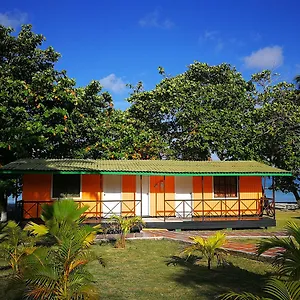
[250,71,300,202]
[0,25,114,165]
[1,24,300,203]
[128,62,256,160]
[127,66,300,203]
[0,25,162,166]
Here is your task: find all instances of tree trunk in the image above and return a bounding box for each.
[0,191,7,222]
[207,258,211,270]
[121,233,126,248]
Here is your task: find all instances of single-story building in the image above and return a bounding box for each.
[0,159,291,229]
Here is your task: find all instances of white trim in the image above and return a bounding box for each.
[51,174,82,200]
[136,175,150,217]
[212,176,239,200]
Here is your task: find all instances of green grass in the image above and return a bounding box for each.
[225,210,300,235]
[0,239,279,300]
[273,209,300,231]
[227,238,263,244]
[89,240,273,300]
[0,240,274,299]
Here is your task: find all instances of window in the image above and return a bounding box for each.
[52,174,81,198]
[214,176,237,198]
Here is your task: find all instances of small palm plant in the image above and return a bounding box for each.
[110,215,144,248]
[22,200,103,299]
[0,221,36,275]
[181,231,227,269]
[257,221,300,280]
[23,226,102,300]
[220,278,300,300]
[25,199,99,245]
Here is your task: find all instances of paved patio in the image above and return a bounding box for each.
[97,229,287,259]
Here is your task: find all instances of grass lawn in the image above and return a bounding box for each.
[90,240,273,300]
[272,209,300,231]
[0,240,274,300]
[225,210,300,235]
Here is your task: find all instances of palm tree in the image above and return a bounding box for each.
[25,199,99,245]
[181,231,226,269]
[110,215,144,248]
[23,226,102,299]
[257,221,300,280]
[0,221,36,275]
[221,278,300,300]
[22,200,104,299]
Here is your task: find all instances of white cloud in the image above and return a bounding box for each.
[200,30,246,53]
[203,30,219,41]
[0,11,28,28]
[100,74,126,93]
[199,30,224,52]
[139,10,174,29]
[244,46,284,69]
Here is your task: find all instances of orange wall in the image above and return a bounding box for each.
[191,176,262,217]
[150,176,175,216]
[122,175,136,216]
[23,174,52,218]
[81,174,101,217]
[22,174,263,218]
[239,176,262,215]
[23,174,52,201]
[193,176,202,215]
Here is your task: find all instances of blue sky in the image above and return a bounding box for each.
[1,0,300,109]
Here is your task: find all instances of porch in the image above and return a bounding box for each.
[16,196,275,229]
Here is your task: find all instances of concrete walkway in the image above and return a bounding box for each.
[97,230,286,259]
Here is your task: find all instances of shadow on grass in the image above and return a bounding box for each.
[292,216,300,220]
[166,255,271,299]
[0,272,25,300]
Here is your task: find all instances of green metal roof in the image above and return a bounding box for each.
[0,159,292,176]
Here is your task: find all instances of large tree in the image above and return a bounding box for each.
[74,109,167,160]
[0,25,114,164]
[128,62,255,160]
[0,24,165,218]
[0,25,165,164]
[251,71,300,204]
[0,25,116,219]
[128,65,300,203]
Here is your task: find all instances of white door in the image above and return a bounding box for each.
[135,176,150,216]
[102,175,121,217]
[175,176,193,218]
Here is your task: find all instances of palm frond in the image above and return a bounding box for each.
[257,222,300,280]
[24,221,49,237]
[220,291,268,299]
[257,235,298,262]
[277,249,300,280]
[285,221,300,244]
[264,278,300,300]
[51,199,88,224]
